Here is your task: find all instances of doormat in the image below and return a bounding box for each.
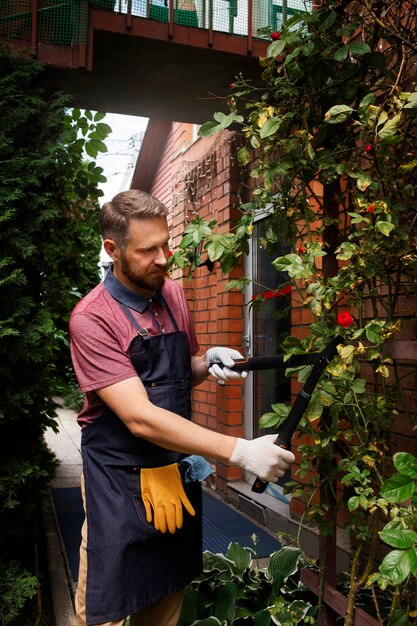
[51,487,281,583]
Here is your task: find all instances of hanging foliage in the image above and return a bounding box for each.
[173,1,417,622]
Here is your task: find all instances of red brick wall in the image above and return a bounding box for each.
[149,123,246,490]
[145,121,417,507]
[148,126,174,211]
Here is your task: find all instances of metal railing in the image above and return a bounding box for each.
[0,0,312,48]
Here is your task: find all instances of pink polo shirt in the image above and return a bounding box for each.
[69,276,199,428]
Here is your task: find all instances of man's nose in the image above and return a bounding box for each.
[155,249,168,266]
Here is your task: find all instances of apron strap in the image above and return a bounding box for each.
[117,302,151,340]
[159,295,180,333]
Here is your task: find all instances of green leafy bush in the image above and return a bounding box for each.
[0,561,38,625]
[0,43,110,623]
[179,543,317,625]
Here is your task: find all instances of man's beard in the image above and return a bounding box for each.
[120,255,166,293]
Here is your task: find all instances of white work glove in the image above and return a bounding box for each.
[206,347,248,381]
[229,435,295,483]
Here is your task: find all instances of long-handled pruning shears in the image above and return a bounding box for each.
[230,336,343,493]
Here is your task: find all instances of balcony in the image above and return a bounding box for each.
[0,0,311,121]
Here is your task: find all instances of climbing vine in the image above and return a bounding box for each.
[172,1,417,623]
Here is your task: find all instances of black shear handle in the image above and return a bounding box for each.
[251,337,342,494]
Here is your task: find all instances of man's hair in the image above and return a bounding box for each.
[100,190,168,247]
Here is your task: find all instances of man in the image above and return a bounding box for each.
[69,189,294,626]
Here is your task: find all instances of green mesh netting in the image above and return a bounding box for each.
[130,0,312,37]
[0,0,311,46]
[0,0,88,45]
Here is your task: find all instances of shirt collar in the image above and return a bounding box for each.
[104,266,164,313]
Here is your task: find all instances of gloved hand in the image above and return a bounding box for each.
[140,463,195,534]
[229,435,295,483]
[206,347,248,381]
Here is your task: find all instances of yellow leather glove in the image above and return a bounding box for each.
[140,463,196,534]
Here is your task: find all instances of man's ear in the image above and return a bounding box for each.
[103,239,119,261]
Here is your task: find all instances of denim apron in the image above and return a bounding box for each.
[81,279,203,625]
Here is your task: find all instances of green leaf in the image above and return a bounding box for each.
[380,529,417,549]
[394,452,417,478]
[207,239,226,261]
[304,393,323,421]
[351,378,366,394]
[226,542,252,572]
[254,609,272,626]
[381,473,415,503]
[356,172,372,191]
[408,548,417,578]
[259,117,282,139]
[358,92,375,110]
[365,324,383,344]
[214,580,237,623]
[237,146,251,165]
[266,39,286,58]
[272,253,311,279]
[85,139,107,158]
[259,412,282,429]
[199,120,222,138]
[348,496,360,511]
[335,241,358,260]
[378,113,402,140]
[379,550,410,585]
[271,402,291,418]
[94,122,113,137]
[267,546,301,583]
[348,42,371,56]
[376,221,395,236]
[333,46,349,62]
[213,111,243,129]
[324,105,353,124]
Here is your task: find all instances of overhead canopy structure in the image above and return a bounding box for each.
[0,0,311,121]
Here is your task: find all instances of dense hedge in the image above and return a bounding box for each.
[0,44,110,623]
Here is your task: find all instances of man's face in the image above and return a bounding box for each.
[110,216,170,296]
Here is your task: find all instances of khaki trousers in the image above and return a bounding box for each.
[75,477,185,626]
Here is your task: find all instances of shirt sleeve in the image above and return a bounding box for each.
[70,310,137,393]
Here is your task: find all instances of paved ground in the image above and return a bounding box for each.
[45,401,83,489]
[44,401,81,626]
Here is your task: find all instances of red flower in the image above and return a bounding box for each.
[230,83,236,89]
[337,312,354,328]
[252,285,291,301]
[367,205,375,213]
[271,32,281,40]
[364,144,372,153]
[297,246,306,254]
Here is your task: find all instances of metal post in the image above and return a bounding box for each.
[127,0,132,28]
[31,0,38,54]
[208,0,213,45]
[247,0,253,53]
[282,0,288,25]
[169,0,174,36]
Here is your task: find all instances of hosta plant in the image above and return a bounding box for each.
[178,542,318,625]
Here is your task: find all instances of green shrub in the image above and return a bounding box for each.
[0,42,110,623]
